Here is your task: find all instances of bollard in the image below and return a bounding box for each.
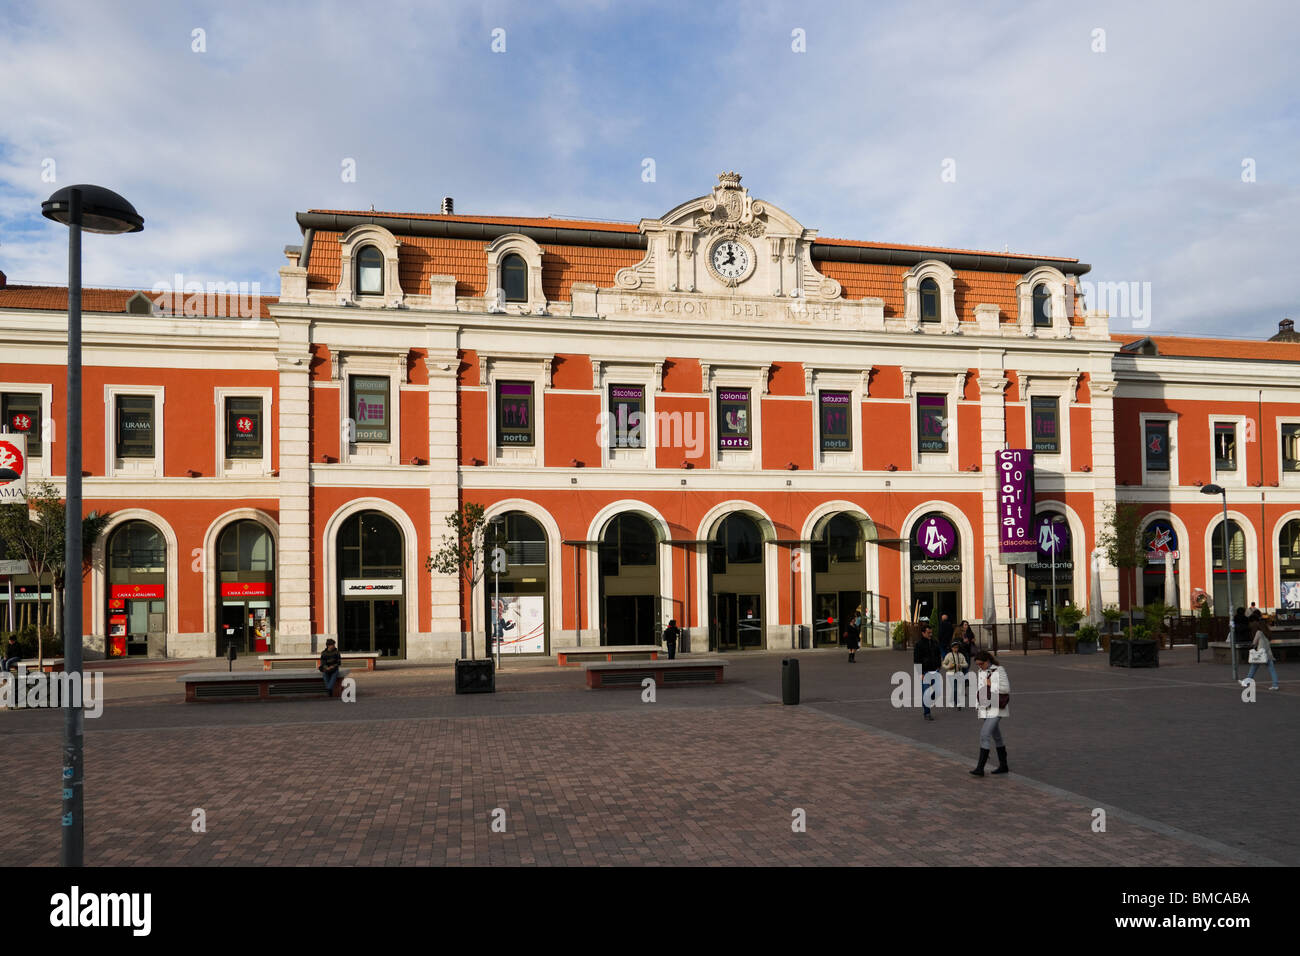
[226,641,237,673]
[781,657,800,705]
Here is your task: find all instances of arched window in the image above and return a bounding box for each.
[919,277,940,323]
[1211,519,1246,613]
[1032,283,1051,327]
[109,521,166,577]
[710,513,763,572]
[338,511,402,579]
[218,521,274,573]
[502,253,527,303]
[488,512,547,566]
[813,513,863,571]
[1280,519,1300,608]
[356,245,384,295]
[599,513,657,576]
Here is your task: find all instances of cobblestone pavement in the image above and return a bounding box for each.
[0,647,1289,866]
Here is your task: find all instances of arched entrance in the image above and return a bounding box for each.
[215,520,275,656]
[598,512,660,646]
[1279,518,1300,609]
[909,512,961,625]
[709,513,764,651]
[1211,518,1246,614]
[1027,511,1072,628]
[337,510,405,657]
[811,513,866,647]
[1140,518,1180,607]
[485,512,549,655]
[106,520,167,657]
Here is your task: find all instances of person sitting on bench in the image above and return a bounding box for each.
[2,635,20,674]
[318,639,342,696]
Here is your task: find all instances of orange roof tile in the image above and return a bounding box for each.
[813,235,1078,262]
[1112,334,1300,362]
[307,210,640,233]
[0,284,277,319]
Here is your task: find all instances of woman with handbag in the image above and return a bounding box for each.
[845,606,862,663]
[970,650,1010,777]
[1242,620,1280,690]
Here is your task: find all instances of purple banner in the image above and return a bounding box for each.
[1036,514,1070,559]
[915,515,956,559]
[997,448,1036,564]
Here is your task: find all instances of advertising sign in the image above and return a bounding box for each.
[0,433,27,502]
[497,383,534,445]
[717,388,751,449]
[997,448,1036,564]
[1036,514,1071,560]
[1144,521,1180,563]
[352,377,390,442]
[221,582,272,598]
[819,391,852,451]
[490,594,545,654]
[915,515,956,560]
[608,385,645,449]
[342,579,403,596]
[0,559,30,575]
[111,584,165,600]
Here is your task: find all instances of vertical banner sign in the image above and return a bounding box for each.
[1030,396,1059,453]
[717,388,751,449]
[497,383,534,445]
[917,394,947,452]
[0,433,27,502]
[819,391,852,450]
[352,377,390,442]
[608,385,645,448]
[997,448,1036,564]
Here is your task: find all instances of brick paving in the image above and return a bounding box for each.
[0,647,1288,866]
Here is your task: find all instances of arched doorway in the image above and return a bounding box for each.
[337,510,405,657]
[1027,511,1073,628]
[910,512,961,625]
[811,513,866,647]
[216,520,275,656]
[1279,519,1300,609]
[106,521,167,657]
[709,513,764,651]
[1211,519,1246,615]
[598,513,659,646]
[485,512,549,655]
[1140,518,1180,607]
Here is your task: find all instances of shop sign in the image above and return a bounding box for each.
[717,389,751,449]
[1144,522,1179,563]
[342,579,403,596]
[222,582,272,598]
[0,433,27,502]
[997,449,1036,564]
[111,584,165,600]
[915,515,956,560]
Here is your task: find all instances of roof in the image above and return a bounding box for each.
[0,284,277,320]
[1113,334,1300,362]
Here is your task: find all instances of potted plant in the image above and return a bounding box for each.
[1075,623,1099,655]
[1102,605,1122,634]
[1110,622,1159,668]
[1193,592,1212,650]
[892,620,909,651]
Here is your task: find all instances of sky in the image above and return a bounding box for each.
[1,0,1297,339]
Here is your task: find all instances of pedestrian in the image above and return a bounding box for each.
[1241,619,1280,691]
[1248,602,1262,623]
[937,613,954,649]
[663,619,680,660]
[845,605,862,663]
[970,650,1010,777]
[913,623,942,721]
[318,638,342,697]
[2,634,20,674]
[1233,607,1251,644]
[942,640,969,710]
[957,620,977,673]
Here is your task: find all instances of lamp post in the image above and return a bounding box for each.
[1200,483,1237,682]
[1048,514,1067,646]
[41,185,143,868]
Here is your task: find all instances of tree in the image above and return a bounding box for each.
[1096,501,1145,633]
[426,502,489,660]
[0,483,109,667]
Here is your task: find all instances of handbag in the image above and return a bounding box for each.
[1248,648,1267,664]
[998,693,1010,708]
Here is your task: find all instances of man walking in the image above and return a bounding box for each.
[913,623,942,721]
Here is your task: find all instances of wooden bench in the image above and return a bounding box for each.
[259,652,380,671]
[177,668,350,702]
[555,645,662,666]
[583,659,725,689]
[5,658,65,674]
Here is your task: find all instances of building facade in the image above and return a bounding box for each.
[2,172,1298,660]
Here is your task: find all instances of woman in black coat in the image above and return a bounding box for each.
[845,606,862,663]
[1233,607,1251,644]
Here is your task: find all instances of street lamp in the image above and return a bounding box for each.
[1047,514,1067,645]
[1200,483,1238,682]
[42,184,143,868]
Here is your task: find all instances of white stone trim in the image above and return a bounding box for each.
[1133,509,1191,610]
[706,364,767,469]
[213,387,273,478]
[91,509,179,656]
[1018,373,1073,473]
[472,499,565,653]
[200,509,280,642]
[1271,510,1300,611]
[484,356,548,467]
[1204,509,1258,617]
[338,351,404,467]
[485,233,546,315]
[899,500,977,626]
[582,500,674,643]
[320,498,420,647]
[797,502,881,638]
[1208,414,1248,489]
[903,259,959,334]
[593,360,658,470]
[808,368,865,471]
[904,369,964,473]
[1139,411,1179,487]
[1016,266,1071,339]
[104,384,164,479]
[693,500,779,648]
[0,380,55,480]
[337,224,404,308]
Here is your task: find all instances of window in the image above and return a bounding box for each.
[1032,284,1051,328]
[599,513,657,576]
[919,277,940,323]
[1211,519,1247,614]
[717,388,751,450]
[1144,420,1170,472]
[819,390,852,451]
[608,385,645,449]
[356,246,384,295]
[1214,422,1237,472]
[2,393,41,458]
[917,393,947,453]
[349,376,391,443]
[497,381,534,446]
[487,513,547,566]
[1031,396,1060,454]
[218,521,274,573]
[108,521,166,575]
[116,395,155,458]
[1284,423,1300,473]
[224,397,263,460]
[502,254,527,303]
[709,513,763,573]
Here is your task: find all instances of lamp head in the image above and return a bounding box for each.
[1200,483,1225,496]
[42,184,144,234]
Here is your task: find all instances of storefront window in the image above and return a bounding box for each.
[1144,420,1170,472]
[2,393,41,458]
[1031,396,1060,454]
[1211,519,1246,614]
[349,376,390,443]
[497,382,534,446]
[116,395,155,458]
[819,391,852,451]
[1279,519,1300,609]
[716,388,751,450]
[225,397,263,459]
[608,385,645,449]
[917,394,947,453]
[1213,422,1237,473]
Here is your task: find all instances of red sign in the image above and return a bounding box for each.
[0,438,24,487]
[11,413,32,432]
[111,584,165,600]
[221,582,271,598]
[235,416,254,434]
[108,598,125,610]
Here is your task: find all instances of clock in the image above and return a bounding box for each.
[708,237,754,285]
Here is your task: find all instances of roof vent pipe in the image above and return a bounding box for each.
[440,197,454,215]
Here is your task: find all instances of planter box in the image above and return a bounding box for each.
[1109,639,1158,668]
[454,658,496,694]
[1077,641,1098,655]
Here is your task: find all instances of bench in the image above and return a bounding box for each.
[259,652,380,671]
[1209,639,1300,664]
[555,645,662,666]
[177,668,350,702]
[5,658,65,674]
[583,659,725,689]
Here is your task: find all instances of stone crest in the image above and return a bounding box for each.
[695,171,766,238]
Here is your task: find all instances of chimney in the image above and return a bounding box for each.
[440,197,454,215]
[1280,318,1294,335]
[0,270,6,289]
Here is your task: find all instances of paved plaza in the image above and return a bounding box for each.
[1,647,1292,866]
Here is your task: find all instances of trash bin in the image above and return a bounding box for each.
[798,624,809,650]
[1196,634,1209,651]
[781,657,800,705]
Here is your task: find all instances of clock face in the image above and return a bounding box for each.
[711,239,751,281]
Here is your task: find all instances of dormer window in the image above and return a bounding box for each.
[920,278,940,323]
[502,254,527,303]
[357,246,384,295]
[1032,284,1051,327]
